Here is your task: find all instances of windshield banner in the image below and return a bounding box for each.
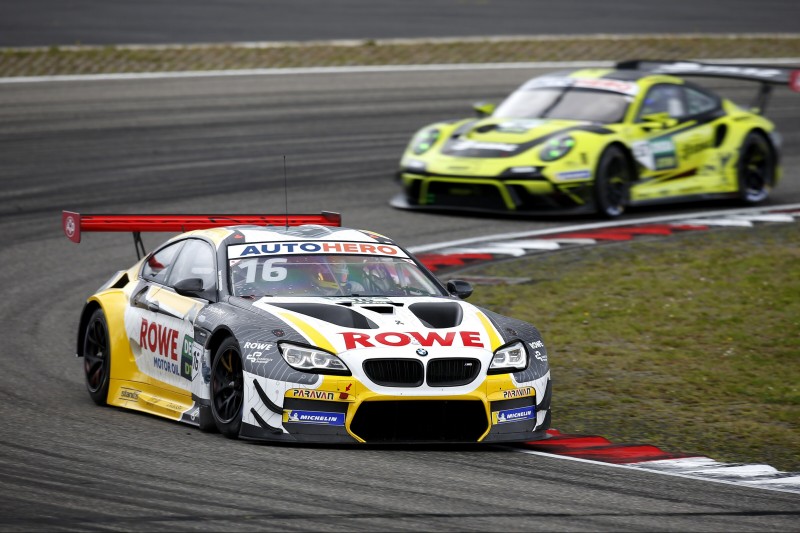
[228,241,409,259]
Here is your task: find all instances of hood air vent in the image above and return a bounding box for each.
[408,302,463,329]
[271,303,377,329]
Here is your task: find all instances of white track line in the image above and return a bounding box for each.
[408,203,800,253]
[514,448,800,495]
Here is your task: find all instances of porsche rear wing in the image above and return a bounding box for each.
[62,210,342,258]
[617,60,800,113]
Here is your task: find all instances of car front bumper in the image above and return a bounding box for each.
[394,171,597,216]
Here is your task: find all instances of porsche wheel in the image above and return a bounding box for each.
[737,131,775,204]
[594,145,631,218]
[82,308,111,406]
[210,338,244,438]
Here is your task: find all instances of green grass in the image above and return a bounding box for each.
[464,222,800,471]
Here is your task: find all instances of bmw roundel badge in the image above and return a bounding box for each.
[416,348,428,357]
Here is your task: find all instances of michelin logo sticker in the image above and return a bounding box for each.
[493,406,536,424]
[283,410,345,426]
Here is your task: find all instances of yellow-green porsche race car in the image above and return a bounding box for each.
[63,211,551,443]
[392,60,799,217]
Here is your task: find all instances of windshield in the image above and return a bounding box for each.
[493,87,631,123]
[229,254,445,298]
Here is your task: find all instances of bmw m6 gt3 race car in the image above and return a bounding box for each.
[63,211,551,443]
[393,60,800,217]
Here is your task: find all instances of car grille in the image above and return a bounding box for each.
[350,400,488,442]
[363,359,423,387]
[426,182,508,210]
[426,358,480,387]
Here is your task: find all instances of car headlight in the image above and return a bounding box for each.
[488,340,528,373]
[539,135,576,161]
[403,159,427,172]
[411,128,440,155]
[278,342,350,374]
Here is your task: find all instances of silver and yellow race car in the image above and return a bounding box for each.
[64,211,551,443]
[393,60,799,217]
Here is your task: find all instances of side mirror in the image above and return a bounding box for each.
[473,102,496,118]
[173,277,206,298]
[446,279,474,300]
[640,112,679,129]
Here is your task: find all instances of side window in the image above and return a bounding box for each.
[685,87,719,115]
[142,241,184,284]
[637,84,687,121]
[167,239,217,291]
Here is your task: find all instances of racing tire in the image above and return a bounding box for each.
[737,131,775,204]
[593,145,632,218]
[210,338,244,438]
[82,308,111,406]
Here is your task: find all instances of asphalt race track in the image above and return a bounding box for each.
[2,0,800,47]
[0,69,798,530]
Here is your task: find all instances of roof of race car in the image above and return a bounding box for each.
[518,68,680,97]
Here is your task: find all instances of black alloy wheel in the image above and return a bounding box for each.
[594,145,632,218]
[83,308,111,405]
[210,338,244,438]
[738,131,775,204]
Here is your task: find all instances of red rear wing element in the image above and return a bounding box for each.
[62,211,341,243]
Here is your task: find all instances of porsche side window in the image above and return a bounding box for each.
[167,239,216,291]
[142,241,184,284]
[637,85,687,121]
[685,87,719,115]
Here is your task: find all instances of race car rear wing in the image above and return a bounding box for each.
[617,60,800,114]
[62,211,342,259]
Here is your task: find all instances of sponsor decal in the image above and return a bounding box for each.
[283,409,345,426]
[180,335,193,380]
[450,140,518,152]
[229,241,408,259]
[244,342,273,350]
[188,407,199,421]
[633,138,677,171]
[502,387,534,399]
[339,383,352,400]
[339,331,484,350]
[290,389,336,401]
[139,318,187,378]
[523,77,638,95]
[243,341,274,362]
[496,119,545,133]
[65,215,76,238]
[556,169,591,181]
[119,387,140,402]
[192,345,211,384]
[140,318,179,360]
[493,405,536,424]
[245,352,273,364]
[529,340,547,362]
[574,78,638,95]
[681,138,714,159]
